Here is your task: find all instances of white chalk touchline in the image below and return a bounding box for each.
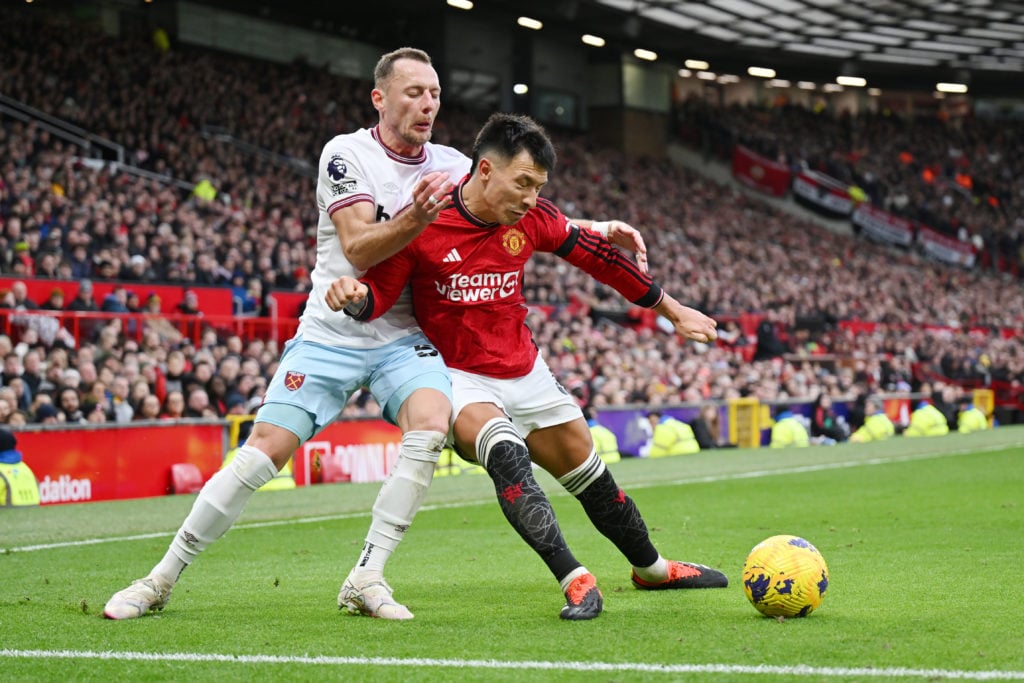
[0,648,1022,680]
[5,443,1009,554]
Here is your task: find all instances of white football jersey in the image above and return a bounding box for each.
[298,126,470,348]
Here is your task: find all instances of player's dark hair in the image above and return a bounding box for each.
[374,47,432,88]
[470,113,556,175]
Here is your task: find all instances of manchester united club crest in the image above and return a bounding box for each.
[284,371,306,391]
[502,227,526,256]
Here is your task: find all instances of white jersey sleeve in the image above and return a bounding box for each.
[298,127,470,348]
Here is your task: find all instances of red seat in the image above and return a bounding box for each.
[170,463,205,494]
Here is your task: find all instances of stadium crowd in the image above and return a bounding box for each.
[676,97,1024,269]
[0,8,1021,429]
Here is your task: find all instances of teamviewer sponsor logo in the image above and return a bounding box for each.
[435,271,519,302]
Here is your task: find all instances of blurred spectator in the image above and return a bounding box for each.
[20,350,44,396]
[34,403,59,424]
[160,390,186,419]
[646,410,700,457]
[903,400,951,438]
[691,404,733,449]
[58,387,85,424]
[41,287,66,310]
[11,281,38,309]
[109,376,134,423]
[135,393,163,420]
[66,280,98,312]
[769,407,810,448]
[957,396,989,434]
[0,427,40,506]
[177,290,202,315]
[101,287,131,313]
[809,392,848,444]
[184,387,216,418]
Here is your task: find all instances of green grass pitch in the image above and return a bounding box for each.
[3,427,1023,682]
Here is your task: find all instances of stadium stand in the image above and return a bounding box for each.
[0,5,1020,429]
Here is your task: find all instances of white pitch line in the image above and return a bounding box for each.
[4,442,1012,554]
[1,649,1022,680]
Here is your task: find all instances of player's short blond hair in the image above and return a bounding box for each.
[374,47,432,89]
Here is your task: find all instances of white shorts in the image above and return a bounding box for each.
[450,355,583,438]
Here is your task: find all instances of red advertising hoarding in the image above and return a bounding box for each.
[14,423,224,505]
[293,419,403,486]
[12,418,415,506]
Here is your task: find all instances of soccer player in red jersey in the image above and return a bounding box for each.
[326,112,728,620]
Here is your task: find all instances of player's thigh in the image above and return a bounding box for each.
[526,417,594,478]
[246,421,302,469]
[256,338,366,443]
[369,334,451,430]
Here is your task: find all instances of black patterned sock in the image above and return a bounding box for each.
[573,467,659,568]
[480,425,580,582]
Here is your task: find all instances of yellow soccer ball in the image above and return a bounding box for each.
[742,535,829,618]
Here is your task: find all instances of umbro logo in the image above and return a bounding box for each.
[442,248,462,263]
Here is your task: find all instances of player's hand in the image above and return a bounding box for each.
[605,221,648,274]
[413,171,454,221]
[671,305,718,343]
[325,276,368,312]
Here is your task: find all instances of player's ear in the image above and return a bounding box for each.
[370,88,385,111]
[476,157,492,179]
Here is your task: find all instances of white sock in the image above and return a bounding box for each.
[154,445,278,583]
[632,556,669,582]
[352,430,444,577]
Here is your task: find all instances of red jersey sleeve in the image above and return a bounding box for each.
[531,198,664,308]
[349,246,416,321]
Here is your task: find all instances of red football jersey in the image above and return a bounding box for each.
[356,184,663,378]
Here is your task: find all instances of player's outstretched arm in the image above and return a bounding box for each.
[332,172,454,271]
[574,219,649,274]
[655,293,718,343]
[325,276,369,313]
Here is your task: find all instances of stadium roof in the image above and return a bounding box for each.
[582,0,1024,93]
[204,0,1024,96]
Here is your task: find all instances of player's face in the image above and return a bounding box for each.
[479,150,548,226]
[373,59,441,155]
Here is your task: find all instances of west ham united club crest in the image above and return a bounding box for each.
[326,155,348,181]
[502,227,526,256]
[284,371,306,391]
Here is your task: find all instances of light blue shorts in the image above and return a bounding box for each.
[254,334,450,443]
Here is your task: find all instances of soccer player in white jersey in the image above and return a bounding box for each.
[104,49,647,622]
[104,48,466,621]
[325,113,728,620]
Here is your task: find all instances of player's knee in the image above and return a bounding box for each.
[229,444,280,490]
[476,417,527,471]
[395,387,451,433]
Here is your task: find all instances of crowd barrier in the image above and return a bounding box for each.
[15,421,225,505]
[15,417,410,506]
[13,388,997,505]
